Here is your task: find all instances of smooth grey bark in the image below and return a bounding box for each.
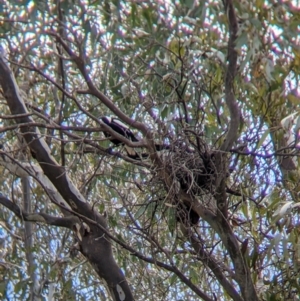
[22,177,41,301]
[0,49,134,301]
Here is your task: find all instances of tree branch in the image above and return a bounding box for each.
[0,46,135,301]
[211,3,259,301]
[0,151,71,210]
[184,227,243,301]
[0,120,146,148]
[221,0,240,152]
[46,32,147,131]
[58,195,214,301]
[0,194,79,228]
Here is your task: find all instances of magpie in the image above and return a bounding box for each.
[101,116,141,158]
[101,116,170,159]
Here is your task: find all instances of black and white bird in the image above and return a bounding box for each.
[101,116,140,158]
[101,116,170,159]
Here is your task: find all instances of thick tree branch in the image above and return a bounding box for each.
[60,197,214,301]
[21,164,39,301]
[221,0,240,152]
[208,3,259,301]
[0,152,71,210]
[183,227,243,301]
[0,195,79,228]
[0,47,135,301]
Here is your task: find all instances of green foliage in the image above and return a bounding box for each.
[0,0,300,300]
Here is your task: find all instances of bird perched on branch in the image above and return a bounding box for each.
[101,116,170,159]
[101,116,140,158]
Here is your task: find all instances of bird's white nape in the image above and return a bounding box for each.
[111,118,129,130]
